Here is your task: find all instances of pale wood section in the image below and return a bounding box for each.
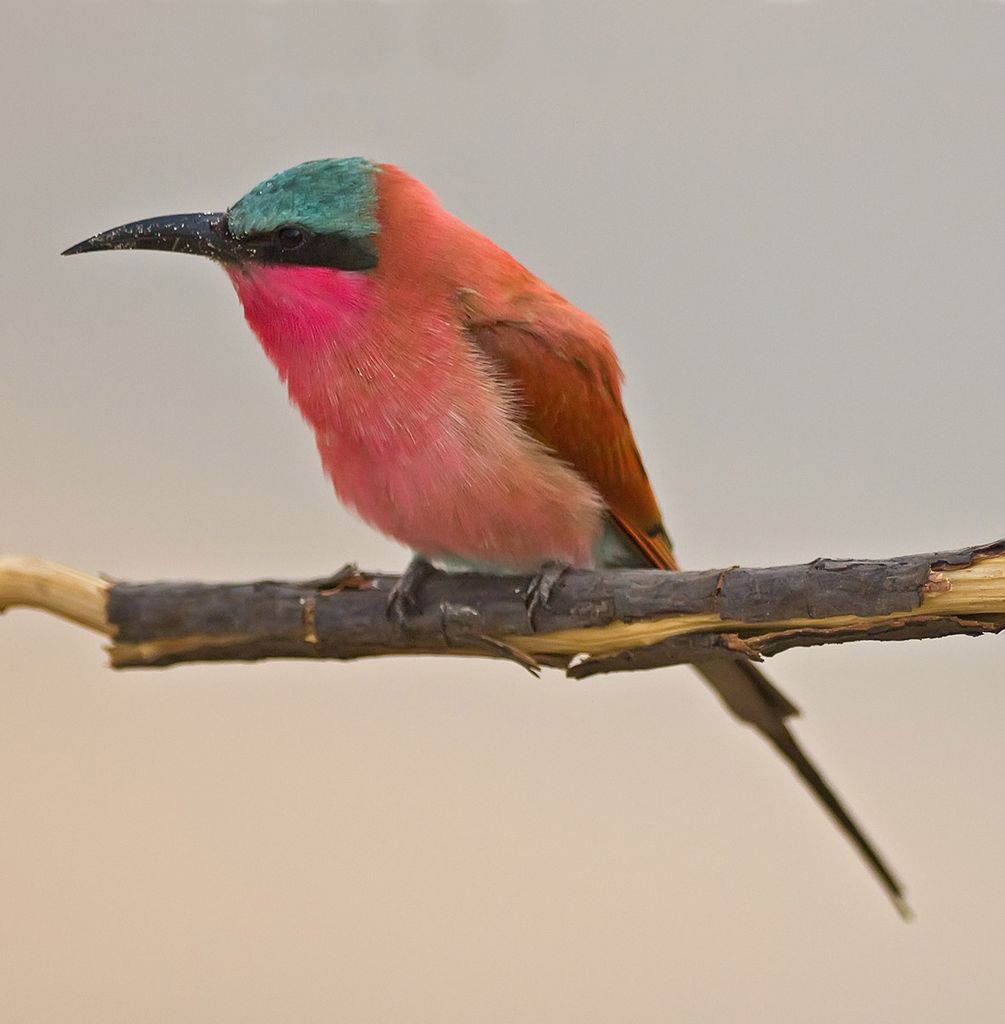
[923,557,1005,615]
[0,556,111,635]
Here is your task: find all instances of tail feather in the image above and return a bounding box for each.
[696,658,910,918]
[601,516,908,914]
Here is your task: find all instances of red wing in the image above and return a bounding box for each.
[464,310,678,571]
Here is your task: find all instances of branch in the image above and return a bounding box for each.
[2,540,1004,676]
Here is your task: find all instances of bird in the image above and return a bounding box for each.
[64,157,908,916]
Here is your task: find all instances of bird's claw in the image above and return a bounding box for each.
[525,560,571,627]
[386,556,439,626]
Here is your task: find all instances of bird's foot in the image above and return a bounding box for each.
[386,555,439,626]
[525,560,571,628]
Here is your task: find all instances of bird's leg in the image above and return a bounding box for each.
[525,560,571,627]
[386,555,440,625]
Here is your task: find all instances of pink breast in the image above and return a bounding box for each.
[225,263,603,569]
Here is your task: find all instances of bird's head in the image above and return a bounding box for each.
[63,158,382,272]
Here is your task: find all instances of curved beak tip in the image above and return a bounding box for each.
[62,238,102,257]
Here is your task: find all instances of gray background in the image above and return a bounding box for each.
[4,1,1005,1020]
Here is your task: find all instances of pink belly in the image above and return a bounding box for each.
[314,415,601,570]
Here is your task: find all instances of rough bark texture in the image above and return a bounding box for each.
[84,538,1005,672]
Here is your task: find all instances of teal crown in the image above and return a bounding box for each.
[227,157,380,239]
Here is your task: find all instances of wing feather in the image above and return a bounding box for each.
[464,309,678,569]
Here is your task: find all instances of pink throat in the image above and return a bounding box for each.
[225,262,374,370]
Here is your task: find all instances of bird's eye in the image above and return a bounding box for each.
[275,225,308,250]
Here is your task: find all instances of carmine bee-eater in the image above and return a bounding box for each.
[65,158,907,915]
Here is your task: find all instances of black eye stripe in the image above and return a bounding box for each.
[231,225,378,271]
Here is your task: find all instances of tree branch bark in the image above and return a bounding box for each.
[2,540,1004,676]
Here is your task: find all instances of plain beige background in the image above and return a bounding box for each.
[4,1,1005,1020]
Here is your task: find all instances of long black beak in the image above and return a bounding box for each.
[62,212,235,260]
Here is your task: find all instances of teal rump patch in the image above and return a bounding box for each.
[227,158,380,239]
